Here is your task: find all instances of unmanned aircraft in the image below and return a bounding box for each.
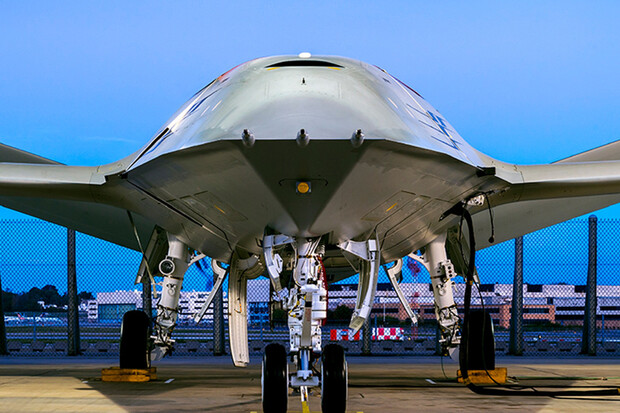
[2,54,620,413]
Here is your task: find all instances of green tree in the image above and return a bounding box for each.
[78,291,94,300]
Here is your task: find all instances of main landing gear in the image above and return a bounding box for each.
[409,232,496,370]
[121,232,206,368]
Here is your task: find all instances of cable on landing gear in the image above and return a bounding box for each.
[447,201,620,397]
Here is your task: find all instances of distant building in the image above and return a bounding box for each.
[89,280,620,328]
[329,282,620,329]
[92,278,270,323]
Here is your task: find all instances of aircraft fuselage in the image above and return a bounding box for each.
[119,55,508,262]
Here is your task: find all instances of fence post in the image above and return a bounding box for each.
[213,271,225,355]
[0,274,7,355]
[66,228,80,356]
[142,277,152,335]
[361,317,371,355]
[582,215,598,355]
[509,236,524,355]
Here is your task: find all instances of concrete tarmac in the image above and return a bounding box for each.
[1,356,620,412]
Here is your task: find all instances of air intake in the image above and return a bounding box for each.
[266,60,343,68]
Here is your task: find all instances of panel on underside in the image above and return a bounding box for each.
[362,191,419,222]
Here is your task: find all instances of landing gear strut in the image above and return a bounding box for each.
[409,233,462,358]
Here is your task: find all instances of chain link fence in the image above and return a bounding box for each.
[1,217,619,357]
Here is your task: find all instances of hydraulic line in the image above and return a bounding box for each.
[450,202,620,397]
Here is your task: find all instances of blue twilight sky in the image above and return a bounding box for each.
[1,1,619,217]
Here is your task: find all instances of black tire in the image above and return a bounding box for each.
[460,310,495,371]
[321,344,347,413]
[262,343,288,413]
[119,310,151,369]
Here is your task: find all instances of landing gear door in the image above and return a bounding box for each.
[228,254,259,368]
[338,239,380,333]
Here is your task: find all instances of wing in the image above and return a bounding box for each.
[2,139,620,253]
[473,144,620,249]
[0,143,153,250]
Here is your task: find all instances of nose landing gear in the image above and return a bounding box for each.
[260,236,349,413]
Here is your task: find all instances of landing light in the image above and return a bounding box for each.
[159,259,175,275]
[296,181,311,194]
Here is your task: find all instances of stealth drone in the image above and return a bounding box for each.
[2,54,620,412]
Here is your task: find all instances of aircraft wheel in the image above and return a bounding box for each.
[119,310,151,369]
[321,344,347,413]
[460,310,495,371]
[262,343,288,413]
